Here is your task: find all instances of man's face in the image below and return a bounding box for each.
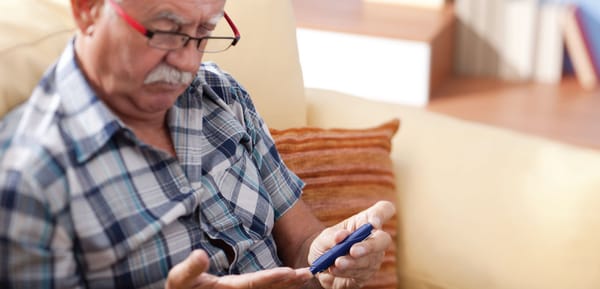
[80,0,226,118]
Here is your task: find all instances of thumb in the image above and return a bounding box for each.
[166,250,210,289]
[308,227,350,264]
[365,200,396,229]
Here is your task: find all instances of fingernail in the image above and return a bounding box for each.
[297,268,313,280]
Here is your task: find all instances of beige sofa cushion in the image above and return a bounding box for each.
[0,0,74,116]
[306,88,600,289]
[0,0,307,129]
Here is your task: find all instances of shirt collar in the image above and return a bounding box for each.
[55,40,248,165]
[55,39,128,164]
[56,40,212,164]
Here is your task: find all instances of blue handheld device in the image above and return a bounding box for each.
[309,223,374,275]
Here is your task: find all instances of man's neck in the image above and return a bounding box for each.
[124,115,177,157]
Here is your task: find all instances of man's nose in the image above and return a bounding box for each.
[165,40,203,75]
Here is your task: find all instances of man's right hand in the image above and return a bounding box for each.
[165,250,314,289]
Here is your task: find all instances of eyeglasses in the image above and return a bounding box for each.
[107,0,240,53]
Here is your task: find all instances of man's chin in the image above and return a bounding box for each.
[140,82,191,110]
[143,81,193,101]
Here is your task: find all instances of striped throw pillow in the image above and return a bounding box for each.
[271,119,400,289]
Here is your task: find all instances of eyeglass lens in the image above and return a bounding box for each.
[148,33,234,53]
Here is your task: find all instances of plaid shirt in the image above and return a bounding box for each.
[0,41,304,288]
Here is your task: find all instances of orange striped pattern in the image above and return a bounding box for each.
[271,119,400,289]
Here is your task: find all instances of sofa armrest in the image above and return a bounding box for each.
[306,88,600,289]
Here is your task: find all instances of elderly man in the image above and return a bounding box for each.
[0,0,395,288]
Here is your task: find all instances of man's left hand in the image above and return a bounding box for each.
[307,201,396,289]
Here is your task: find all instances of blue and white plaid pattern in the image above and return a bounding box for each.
[0,41,304,288]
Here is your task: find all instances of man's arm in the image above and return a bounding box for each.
[272,199,325,269]
[0,169,80,288]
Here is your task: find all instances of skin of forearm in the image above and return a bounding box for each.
[294,230,321,268]
[273,200,325,268]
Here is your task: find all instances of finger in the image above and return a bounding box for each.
[316,269,363,289]
[332,251,385,277]
[166,250,210,289]
[253,267,314,289]
[219,267,312,288]
[309,227,350,261]
[308,228,351,267]
[333,228,351,244]
[336,201,396,232]
[323,230,392,279]
[323,230,390,275]
[349,230,393,258]
[294,267,313,279]
[287,268,316,287]
[315,271,335,289]
[365,200,396,229]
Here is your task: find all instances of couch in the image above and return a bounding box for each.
[3,0,600,289]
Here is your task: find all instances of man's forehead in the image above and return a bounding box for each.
[152,10,224,26]
[139,0,225,24]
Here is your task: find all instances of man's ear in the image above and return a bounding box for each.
[70,0,105,35]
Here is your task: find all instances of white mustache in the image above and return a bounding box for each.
[144,63,194,85]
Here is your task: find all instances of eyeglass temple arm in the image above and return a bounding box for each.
[224,12,241,46]
[107,0,152,37]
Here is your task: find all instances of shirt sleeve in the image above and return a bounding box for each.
[203,63,305,220]
[0,163,82,288]
[240,95,305,220]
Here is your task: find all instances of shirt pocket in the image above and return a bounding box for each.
[212,145,276,240]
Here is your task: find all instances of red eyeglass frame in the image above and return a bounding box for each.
[105,0,240,48]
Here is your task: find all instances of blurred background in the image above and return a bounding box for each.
[291,0,600,150]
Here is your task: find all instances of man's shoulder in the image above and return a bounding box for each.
[199,62,243,91]
[0,85,71,177]
[0,101,70,215]
[197,62,252,108]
